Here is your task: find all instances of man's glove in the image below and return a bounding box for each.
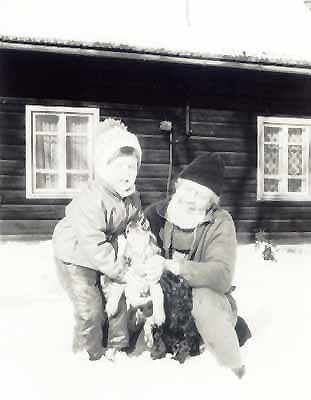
[164,259,180,276]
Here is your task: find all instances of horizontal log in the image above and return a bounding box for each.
[142,149,169,164]
[173,150,256,167]
[190,123,257,140]
[140,135,254,153]
[0,160,25,175]
[191,109,257,125]
[226,205,311,220]
[0,96,175,114]
[136,178,167,192]
[0,145,25,160]
[138,135,170,150]
[0,188,166,206]
[235,231,311,244]
[160,178,257,194]
[0,112,25,129]
[0,100,26,113]
[235,219,311,233]
[0,190,70,205]
[172,165,256,180]
[0,220,58,235]
[225,167,257,179]
[100,106,169,119]
[0,205,65,220]
[0,175,25,190]
[0,128,25,145]
[140,191,167,206]
[192,137,255,152]
[221,192,257,205]
[253,232,311,244]
[223,180,256,193]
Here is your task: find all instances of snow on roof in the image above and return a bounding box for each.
[1,0,311,69]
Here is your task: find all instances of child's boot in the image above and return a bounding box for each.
[105,347,118,361]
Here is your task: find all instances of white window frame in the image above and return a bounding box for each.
[26,105,99,199]
[257,116,311,201]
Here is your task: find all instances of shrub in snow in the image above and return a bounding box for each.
[254,230,277,262]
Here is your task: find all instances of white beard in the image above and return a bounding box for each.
[166,196,206,229]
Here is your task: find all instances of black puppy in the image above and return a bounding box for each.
[151,271,251,363]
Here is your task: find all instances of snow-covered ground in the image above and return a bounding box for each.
[1,240,311,400]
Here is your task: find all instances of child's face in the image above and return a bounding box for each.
[97,154,138,195]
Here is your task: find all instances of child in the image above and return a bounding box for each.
[53,118,142,361]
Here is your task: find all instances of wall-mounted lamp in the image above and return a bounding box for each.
[160,120,173,132]
[159,103,192,143]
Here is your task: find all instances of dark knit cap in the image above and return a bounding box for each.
[178,153,225,196]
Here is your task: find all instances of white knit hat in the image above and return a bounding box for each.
[95,118,142,167]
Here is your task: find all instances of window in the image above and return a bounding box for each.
[257,116,311,201]
[26,105,99,198]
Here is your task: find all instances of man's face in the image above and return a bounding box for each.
[174,179,213,213]
[97,154,138,195]
[166,179,215,229]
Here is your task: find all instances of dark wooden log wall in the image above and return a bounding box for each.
[3,96,311,243]
[2,48,311,242]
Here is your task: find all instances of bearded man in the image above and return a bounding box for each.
[143,152,246,378]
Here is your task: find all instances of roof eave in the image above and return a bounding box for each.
[1,37,311,76]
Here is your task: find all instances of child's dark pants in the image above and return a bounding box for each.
[55,258,129,358]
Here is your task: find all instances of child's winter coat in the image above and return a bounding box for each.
[53,179,141,278]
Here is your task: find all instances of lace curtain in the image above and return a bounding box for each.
[35,114,89,190]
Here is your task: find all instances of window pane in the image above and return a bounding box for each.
[66,136,88,169]
[36,173,59,189]
[288,145,302,176]
[66,116,89,133]
[288,128,303,144]
[264,144,279,174]
[288,179,302,193]
[35,115,59,132]
[67,173,89,189]
[36,135,58,169]
[264,178,279,192]
[264,126,280,143]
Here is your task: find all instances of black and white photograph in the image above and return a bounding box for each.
[1,1,311,399]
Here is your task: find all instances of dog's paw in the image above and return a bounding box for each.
[152,308,165,326]
[144,317,154,348]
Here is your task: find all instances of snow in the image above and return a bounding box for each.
[1,0,311,64]
[1,240,311,400]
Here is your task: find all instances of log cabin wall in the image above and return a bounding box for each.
[1,48,311,242]
[0,98,172,238]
